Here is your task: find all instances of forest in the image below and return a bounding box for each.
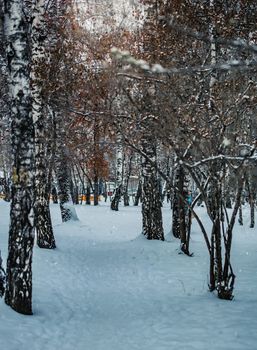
[0,1,257,349]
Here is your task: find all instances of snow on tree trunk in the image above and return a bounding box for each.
[4,0,35,314]
[111,132,123,211]
[31,0,56,249]
[141,135,164,241]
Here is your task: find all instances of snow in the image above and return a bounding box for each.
[0,200,257,350]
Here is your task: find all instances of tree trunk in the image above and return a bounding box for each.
[247,179,255,228]
[94,175,99,206]
[0,250,5,298]
[86,185,91,205]
[172,166,183,239]
[238,203,243,225]
[3,174,11,202]
[111,132,123,211]
[141,137,164,241]
[54,111,73,222]
[123,153,133,206]
[134,179,142,206]
[4,0,35,314]
[51,186,58,203]
[31,0,56,249]
[56,157,73,222]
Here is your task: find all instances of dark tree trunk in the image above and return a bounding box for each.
[247,179,255,228]
[103,182,108,202]
[207,167,243,300]
[111,185,122,211]
[0,250,5,298]
[172,192,180,238]
[54,110,73,222]
[86,185,91,205]
[250,200,255,228]
[134,179,142,206]
[3,173,11,202]
[238,203,243,225]
[225,195,232,209]
[124,192,130,206]
[123,153,133,206]
[172,165,192,255]
[94,175,99,206]
[141,137,164,241]
[172,167,183,239]
[51,186,58,203]
[70,178,79,205]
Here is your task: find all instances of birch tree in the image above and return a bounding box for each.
[4,0,35,314]
[31,0,56,248]
[141,127,164,241]
[111,131,124,211]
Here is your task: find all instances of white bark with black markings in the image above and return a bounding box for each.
[31,0,56,249]
[141,134,164,241]
[4,0,35,314]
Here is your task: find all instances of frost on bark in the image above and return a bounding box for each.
[31,0,55,249]
[4,0,35,314]
[111,132,123,211]
[141,135,164,241]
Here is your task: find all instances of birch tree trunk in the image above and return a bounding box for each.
[111,131,123,211]
[56,148,73,222]
[31,0,56,249]
[4,0,35,314]
[123,153,133,206]
[53,111,73,222]
[141,135,164,241]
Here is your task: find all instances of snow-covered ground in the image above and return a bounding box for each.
[0,200,257,350]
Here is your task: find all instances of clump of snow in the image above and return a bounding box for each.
[111,48,168,73]
[222,137,231,147]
